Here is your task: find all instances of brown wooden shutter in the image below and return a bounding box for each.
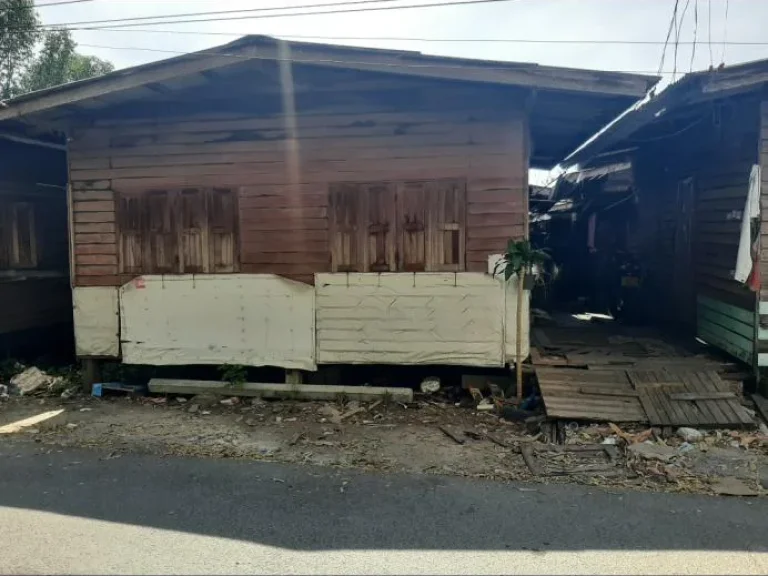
[11,202,37,268]
[145,191,176,273]
[396,182,428,272]
[208,188,238,273]
[118,194,145,274]
[364,183,396,272]
[177,188,207,273]
[329,184,362,272]
[429,180,466,271]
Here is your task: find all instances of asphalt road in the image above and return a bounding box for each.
[0,440,767,575]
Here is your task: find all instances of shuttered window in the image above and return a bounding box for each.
[330,179,466,273]
[0,200,38,270]
[117,188,238,275]
[397,182,428,271]
[429,180,466,272]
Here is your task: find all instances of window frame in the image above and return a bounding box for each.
[115,187,239,276]
[329,178,466,274]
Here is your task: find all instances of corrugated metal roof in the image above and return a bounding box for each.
[564,58,768,167]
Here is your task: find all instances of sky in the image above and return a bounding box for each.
[35,0,768,77]
[34,0,768,181]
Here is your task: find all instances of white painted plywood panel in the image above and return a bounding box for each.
[120,274,315,370]
[73,286,120,357]
[315,272,504,366]
[487,254,531,365]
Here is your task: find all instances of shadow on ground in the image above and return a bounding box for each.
[0,440,765,553]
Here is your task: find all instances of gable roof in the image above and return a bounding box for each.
[0,35,657,122]
[564,58,768,167]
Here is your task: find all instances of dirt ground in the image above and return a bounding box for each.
[2,390,767,496]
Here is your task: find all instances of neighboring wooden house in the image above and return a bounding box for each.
[0,36,656,374]
[0,133,71,354]
[563,59,768,383]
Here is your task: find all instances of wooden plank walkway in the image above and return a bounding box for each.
[535,367,648,423]
[629,370,753,428]
[535,366,753,427]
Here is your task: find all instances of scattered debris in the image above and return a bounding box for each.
[92,382,147,397]
[677,427,704,443]
[0,384,8,399]
[628,443,678,463]
[419,377,441,394]
[476,398,495,412]
[288,432,304,446]
[711,477,758,497]
[463,430,485,440]
[66,423,78,430]
[340,407,366,421]
[61,388,78,400]
[319,405,343,424]
[438,425,465,445]
[11,368,63,396]
[220,397,240,406]
[187,404,200,414]
[520,444,543,476]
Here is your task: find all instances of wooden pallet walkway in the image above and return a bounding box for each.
[628,370,753,428]
[535,367,648,423]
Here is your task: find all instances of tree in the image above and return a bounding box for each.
[0,0,40,98]
[21,28,114,93]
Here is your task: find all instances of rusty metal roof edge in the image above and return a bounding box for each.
[563,59,768,168]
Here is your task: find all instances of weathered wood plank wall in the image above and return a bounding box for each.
[635,96,760,363]
[68,96,528,286]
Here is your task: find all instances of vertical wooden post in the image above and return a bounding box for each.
[516,270,525,402]
[81,358,101,393]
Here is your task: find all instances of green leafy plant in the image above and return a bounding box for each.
[493,239,551,282]
[219,364,248,387]
[494,240,551,403]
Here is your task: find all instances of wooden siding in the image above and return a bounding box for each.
[760,99,768,297]
[68,101,528,286]
[634,96,760,364]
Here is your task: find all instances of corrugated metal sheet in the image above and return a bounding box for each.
[73,286,119,357]
[119,274,315,369]
[315,272,506,366]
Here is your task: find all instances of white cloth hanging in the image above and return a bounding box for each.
[734,164,761,284]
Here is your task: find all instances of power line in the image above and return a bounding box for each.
[689,0,698,72]
[43,0,404,27]
[35,0,94,6]
[27,0,519,31]
[69,29,768,46]
[658,0,679,75]
[707,0,713,66]
[721,0,730,64]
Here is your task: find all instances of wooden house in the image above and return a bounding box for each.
[563,59,768,387]
[0,36,656,375]
[0,132,71,355]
